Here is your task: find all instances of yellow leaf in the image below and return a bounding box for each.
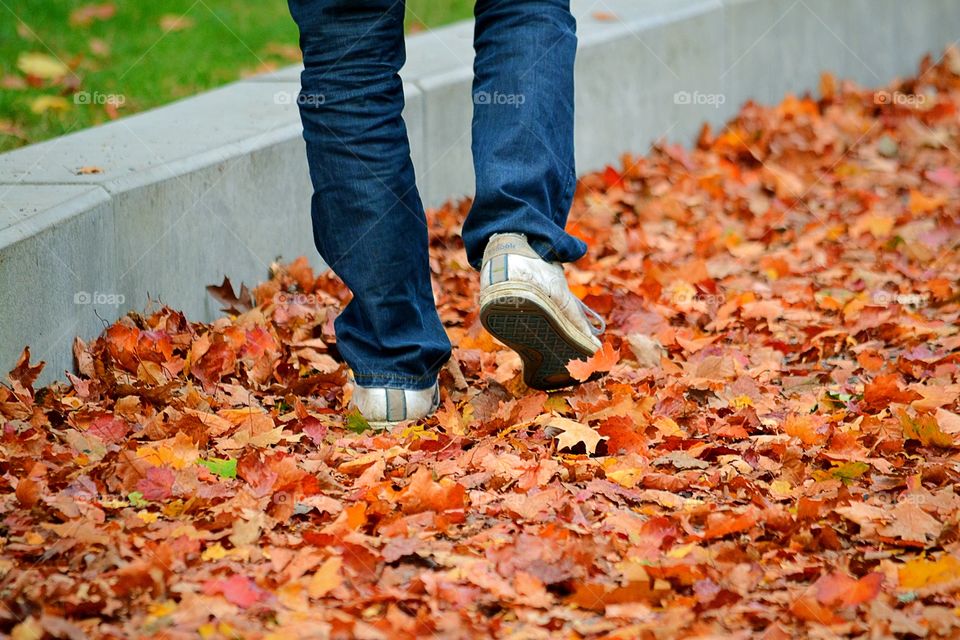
[308,556,343,598]
[29,96,70,114]
[850,213,895,238]
[607,467,643,488]
[653,416,682,437]
[136,432,199,469]
[769,480,793,498]
[17,52,69,80]
[400,422,439,442]
[11,617,43,640]
[899,555,960,590]
[202,542,228,561]
[146,600,176,619]
[667,543,697,559]
[137,510,159,524]
[908,189,946,215]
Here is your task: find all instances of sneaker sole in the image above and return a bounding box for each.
[479,283,598,390]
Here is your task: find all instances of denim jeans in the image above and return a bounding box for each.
[288,0,587,390]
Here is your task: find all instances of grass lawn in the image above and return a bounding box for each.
[0,0,474,153]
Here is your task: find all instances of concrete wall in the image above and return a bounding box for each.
[1,0,957,382]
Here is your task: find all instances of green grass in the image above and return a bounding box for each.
[0,1,474,152]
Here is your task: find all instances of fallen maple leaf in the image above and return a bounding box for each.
[702,510,757,540]
[203,574,264,608]
[397,467,466,514]
[87,414,129,444]
[790,597,841,625]
[815,572,883,607]
[783,413,829,446]
[539,415,606,455]
[136,467,174,501]
[566,341,619,382]
[899,555,960,590]
[308,556,343,598]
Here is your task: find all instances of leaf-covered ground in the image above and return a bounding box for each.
[3,51,960,639]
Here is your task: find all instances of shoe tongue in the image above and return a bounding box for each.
[483,233,540,262]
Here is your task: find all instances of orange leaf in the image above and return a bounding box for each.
[702,510,757,540]
[908,189,946,214]
[790,597,842,624]
[783,413,829,446]
[308,557,343,598]
[815,572,883,607]
[566,342,619,382]
[397,467,466,515]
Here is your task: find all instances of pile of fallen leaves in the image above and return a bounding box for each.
[3,49,960,639]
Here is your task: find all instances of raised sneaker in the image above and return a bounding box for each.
[478,233,604,390]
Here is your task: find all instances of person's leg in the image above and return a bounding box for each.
[462,0,587,270]
[467,0,606,390]
[288,0,450,392]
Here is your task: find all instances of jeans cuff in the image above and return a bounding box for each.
[528,235,587,265]
[352,371,438,391]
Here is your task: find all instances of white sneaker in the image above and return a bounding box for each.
[478,233,604,390]
[350,381,440,427]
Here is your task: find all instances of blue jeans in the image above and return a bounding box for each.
[288,0,587,390]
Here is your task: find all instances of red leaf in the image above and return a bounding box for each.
[926,166,960,189]
[300,416,328,446]
[202,574,265,608]
[136,467,174,501]
[601,165,623,188]
[88,414,130,444]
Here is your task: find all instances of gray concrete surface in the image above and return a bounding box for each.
[1,0,957,382]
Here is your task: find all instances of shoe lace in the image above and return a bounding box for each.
[577,299,606,336]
